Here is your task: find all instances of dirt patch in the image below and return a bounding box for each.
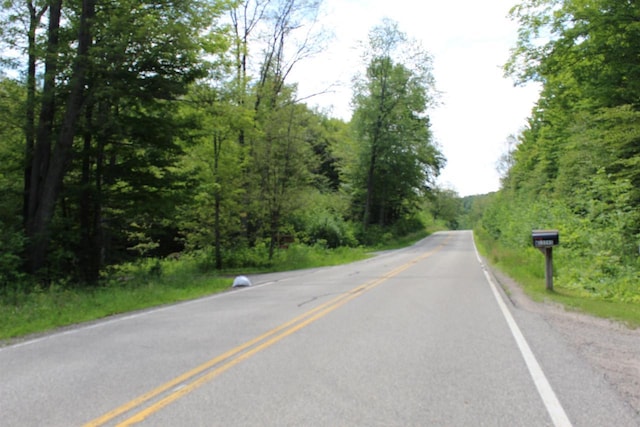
[489,267,640,416]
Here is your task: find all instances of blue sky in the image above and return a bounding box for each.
[290,0,541,196]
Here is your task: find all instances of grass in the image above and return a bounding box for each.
[0,272,232,341]
[0,227,467,342]
[474,230,640,328]
[0,243,377,341]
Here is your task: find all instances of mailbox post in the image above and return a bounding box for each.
[531,230,559,291]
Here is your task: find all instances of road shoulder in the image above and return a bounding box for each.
[486,263,640,417]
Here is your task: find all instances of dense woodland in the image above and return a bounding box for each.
[1,0,638,305]
[0,1,455,291]
[474,0,640,302]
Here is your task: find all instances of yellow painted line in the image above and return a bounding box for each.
[118,281,380,426]
[83,287,364,427]
[85,234,451,426]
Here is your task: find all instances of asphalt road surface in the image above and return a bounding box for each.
[1,231,638,426]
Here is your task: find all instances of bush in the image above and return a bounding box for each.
[305,215,358,248]
[391,215,426,236]
[0,224,26,291]
[478,190,640,304]
[219,241,273,271]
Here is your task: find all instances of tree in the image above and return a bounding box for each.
[350,19,444,228]
[2,0,230,281]
[242,0,326,257]
[25,0,95,276]
[225,0,327,250]
[0,1,50,228]
[505,0,640,206]
[430,188,462,230]
[177,83,250,270]
[0,78,27,287]
[482,0,640,300]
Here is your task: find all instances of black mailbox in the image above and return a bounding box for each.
[532,230,559,248]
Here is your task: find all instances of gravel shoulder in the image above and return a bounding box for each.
[489,266,640,417]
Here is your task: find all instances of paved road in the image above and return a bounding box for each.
[1,231,638,426]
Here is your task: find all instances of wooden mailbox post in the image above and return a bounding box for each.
[531,230,560,291]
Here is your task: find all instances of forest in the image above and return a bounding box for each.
[1,0,638,320]
[0,0,455,295]
[473,0,640,306]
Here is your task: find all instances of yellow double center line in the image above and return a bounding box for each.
[85,236,450,426]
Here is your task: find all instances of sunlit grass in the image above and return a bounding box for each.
[474,230,640,328]
[0,271,231,340]
[0,243,376,341]
[0,229,459,341]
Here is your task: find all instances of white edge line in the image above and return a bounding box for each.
[0,280,276,352]
[2,235,439,352]
[471,232,573,427]
[1,236,432,352]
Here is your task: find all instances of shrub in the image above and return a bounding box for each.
[306,215,358,248]
[0,224,26,291]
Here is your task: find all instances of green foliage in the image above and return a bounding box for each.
[349,20,444,229]
[489,0,640,309]
[0,0,451,299]
[272,244,370,271]
[218,242,273,271]
[291,191,358,249]
[304,215,357,249]
[457,193,495,230]
[176,83,249,258]
[0,224,26,288]
[353,211,435,249]
[479,191,640,304]
[0,0,234,285]
[475,228,640,327]
[0,257,231,339]
[0,244,373,340]
[0,78,27,289]
[428,188,462,230]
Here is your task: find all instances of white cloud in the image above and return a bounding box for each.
[289,0,541,196]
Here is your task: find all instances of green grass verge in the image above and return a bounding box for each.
[0,244,375,341]
[0,229,450,342]
[0,274,232,341]
[474,230,640,328]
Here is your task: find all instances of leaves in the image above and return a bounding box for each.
[0,3,453,287]
[487,0,640,303]
[350,20,443,228]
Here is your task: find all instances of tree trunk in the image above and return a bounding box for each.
[26,0,96,275]
[268,210,278,261]
[23,2,48,229]
[94,108,106,272]
[363,148,376,228]
[79,104,101,284]
[378,191,386,226]
[25,0,62,274]
[213,133,223,270]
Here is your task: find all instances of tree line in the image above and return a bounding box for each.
[0,1,450,290]
[477,0,640,302]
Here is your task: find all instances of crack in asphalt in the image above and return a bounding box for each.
[297,292,346,307]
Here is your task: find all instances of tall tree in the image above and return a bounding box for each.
[6,0,229,280]
[178,83,250,270]
[25,0,94,275]
[231,0,325,255]
[483,0,640,297]
[350,19,443,228]
[0,78,27,287]
[0,1,49,227]
[505,0,640,205]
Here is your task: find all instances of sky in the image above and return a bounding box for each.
[289,0,541,197]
